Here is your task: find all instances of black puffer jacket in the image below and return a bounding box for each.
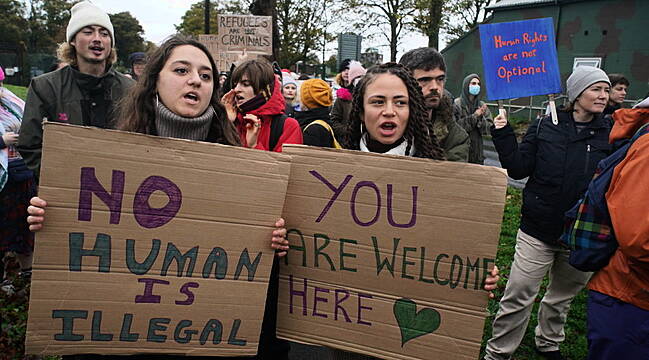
[491,110,612,244]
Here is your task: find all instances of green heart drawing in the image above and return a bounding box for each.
[393,297,441,347]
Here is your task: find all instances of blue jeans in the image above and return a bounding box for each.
[587,290,649,360]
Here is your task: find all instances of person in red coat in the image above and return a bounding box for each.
[221,59,302,152]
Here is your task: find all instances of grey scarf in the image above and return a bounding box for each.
[155,101,214,141]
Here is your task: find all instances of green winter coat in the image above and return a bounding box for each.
[432,96,470,162]
[17,65,134,179]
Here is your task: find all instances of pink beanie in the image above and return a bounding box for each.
[347,61,366,83]
[0,66,4,82]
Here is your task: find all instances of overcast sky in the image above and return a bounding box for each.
[91,0,434,62]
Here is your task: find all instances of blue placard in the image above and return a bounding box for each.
[479,18,562,100]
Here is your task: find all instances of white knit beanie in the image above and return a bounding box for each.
[66,1,114,43]
[566,66,610,103]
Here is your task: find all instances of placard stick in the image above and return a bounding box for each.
[497,100,506,117]
[548,94,558,125]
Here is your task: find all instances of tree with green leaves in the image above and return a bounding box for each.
[444,0,494,42]
[22,0,74,53]
[412,0,445,48]
[412,0,494,48]
[109,12,145,66]
[276,0,333,68]
[175,1,219,36]
[0,0,29,45]
[175,0,251,36]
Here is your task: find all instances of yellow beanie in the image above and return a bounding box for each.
[301,79,332,109]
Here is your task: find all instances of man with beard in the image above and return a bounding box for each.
[18,1,133,179]
[399,47,470,162]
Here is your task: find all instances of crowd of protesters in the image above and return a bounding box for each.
[1,1,647,359]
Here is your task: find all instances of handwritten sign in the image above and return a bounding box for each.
[26,123,291,356]
[479,18,562,100]
[277,146,508,360]
[198,34,240,74]
[218,15,272,54]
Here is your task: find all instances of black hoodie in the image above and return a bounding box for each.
[294,107,334,147]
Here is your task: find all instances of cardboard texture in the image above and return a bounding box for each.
[276,145,508,360]
[26,123,291,356]
[198,34,241,75]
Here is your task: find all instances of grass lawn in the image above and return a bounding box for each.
[4,84,28,101]
[0,186,588,359]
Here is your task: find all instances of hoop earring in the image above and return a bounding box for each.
[360,122,364,135]
[156,93,159,108]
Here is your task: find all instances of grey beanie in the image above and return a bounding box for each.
[566,66,610,103]
[66,1,114,43]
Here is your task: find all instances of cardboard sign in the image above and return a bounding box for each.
[199,15,272,73]
[479,18,562,100]
[276,145,508,360]
[26,122,291,356]
[198,34,241,74]
[217,15,272,54]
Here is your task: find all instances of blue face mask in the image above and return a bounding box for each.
[469,84,480,96]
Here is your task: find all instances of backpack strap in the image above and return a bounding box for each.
[269,114,288,151]
[630,122,649,143]
[304,120,342,149]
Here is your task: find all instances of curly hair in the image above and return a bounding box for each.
[116,36,240,146]
[340,62,446,160]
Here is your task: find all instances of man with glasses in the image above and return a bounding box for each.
[399,47,469,162]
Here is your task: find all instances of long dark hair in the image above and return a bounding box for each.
[340,62,446,160]
[116,36,240,146]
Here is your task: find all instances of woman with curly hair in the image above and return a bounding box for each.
[339,62,445,160]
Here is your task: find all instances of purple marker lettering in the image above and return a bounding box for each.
[133,176,182,229]
[78,167,125,224]
[309,170,353,223]
[289,275,307,316]
[334,289,351,322]
[135,278,170,303]
[175,282,200,305]
[357,293,373,326]
[387,184,418,228]
[350,181,380,227]
[312,287,329,318]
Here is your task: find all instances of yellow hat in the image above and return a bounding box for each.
[301,79,332,109]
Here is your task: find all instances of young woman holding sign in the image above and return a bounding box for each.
[27,36,290,360]
[484,66,613,360]
[331,62,500,359]
[339,62,446,160]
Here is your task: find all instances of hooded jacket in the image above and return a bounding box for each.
[453,74,493,164]
[17,65,134,178]
[589,107,649,311]
[491,110,612,244]
[295,106,334,148]
[234,77,302,152]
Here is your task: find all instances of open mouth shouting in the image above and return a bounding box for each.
[89,45,105,57]
[378,121,399,137]
[184,92,200,104]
